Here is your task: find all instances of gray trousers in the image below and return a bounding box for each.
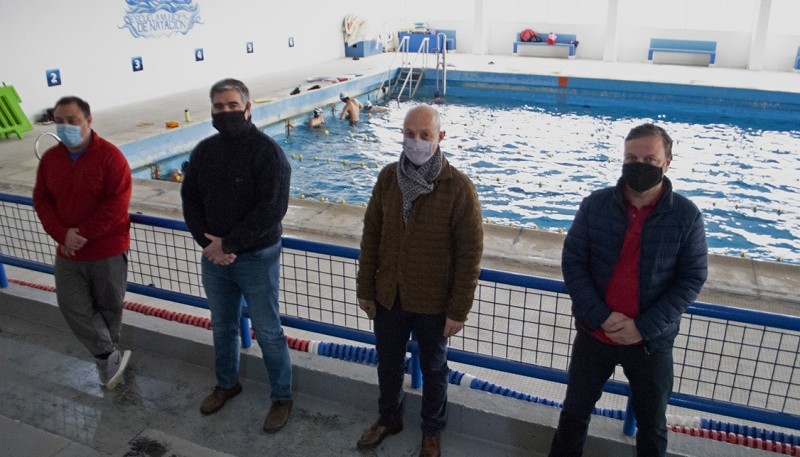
[54,254,128,357]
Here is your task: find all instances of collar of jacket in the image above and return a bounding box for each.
[612,175,674,214]
[215,121,258,143]
[433,149,452,182]
[57,130,99,156]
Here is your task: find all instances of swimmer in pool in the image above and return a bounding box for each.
[339,93,362,125]
[308,107,325,129]
[362,100,389,113]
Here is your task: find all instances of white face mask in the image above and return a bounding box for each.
[403,138,436,166]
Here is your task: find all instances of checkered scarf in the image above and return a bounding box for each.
[396,148,443,224]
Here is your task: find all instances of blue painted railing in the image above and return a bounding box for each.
[1,192,798,437]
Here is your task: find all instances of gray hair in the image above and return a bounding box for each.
[209,78,250,106]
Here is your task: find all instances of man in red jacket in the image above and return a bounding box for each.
[33,96,133,390]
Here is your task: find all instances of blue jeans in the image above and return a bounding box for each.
[374,297,448,436]
[201,241,292,401]
[549,330,673,457]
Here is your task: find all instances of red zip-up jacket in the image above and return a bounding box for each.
[33,131,132,261]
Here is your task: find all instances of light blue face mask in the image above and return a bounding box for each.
[55,124,85,148]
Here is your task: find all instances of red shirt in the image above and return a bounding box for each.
[592,190,662,344]
[33,131,132,261]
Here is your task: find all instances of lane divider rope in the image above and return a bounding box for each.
[7,277,797,455]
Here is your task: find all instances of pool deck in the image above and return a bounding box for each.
[1,53,799,456]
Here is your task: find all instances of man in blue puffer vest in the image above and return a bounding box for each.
[549,123,708,457]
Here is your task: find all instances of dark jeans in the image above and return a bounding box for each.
[549,330,673,457]
[374,297,448,436]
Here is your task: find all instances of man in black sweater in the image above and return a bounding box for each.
[181,78,293,433]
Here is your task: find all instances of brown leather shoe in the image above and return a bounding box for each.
[357,422,403,450]
[263,399,293,433]
[200,383,242,415]
[419,434,441,457]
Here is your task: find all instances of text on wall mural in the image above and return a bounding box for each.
[119,0,203,39]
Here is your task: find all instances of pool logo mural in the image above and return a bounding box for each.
[119,0,203,38]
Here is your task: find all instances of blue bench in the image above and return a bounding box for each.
[513,33,577,59]
[648,38,717,66]
[795,47,800,71]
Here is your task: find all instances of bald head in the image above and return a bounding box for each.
[403,105,444,144]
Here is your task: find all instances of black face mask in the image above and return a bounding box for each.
[622,162,663,193]
[212,110,249,137]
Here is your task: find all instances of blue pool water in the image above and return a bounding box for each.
[142,88,800,264]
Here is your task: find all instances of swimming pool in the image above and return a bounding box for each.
[132,72,800,264]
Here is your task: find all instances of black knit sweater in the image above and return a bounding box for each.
[181,122,291,254]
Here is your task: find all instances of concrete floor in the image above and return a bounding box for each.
[1,52,799,456]
[0,282,548,457]
[0,271,775,457]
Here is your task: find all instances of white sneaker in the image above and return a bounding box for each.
[97,349,131,390]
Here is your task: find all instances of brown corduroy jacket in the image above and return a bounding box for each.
[357,157,484,322]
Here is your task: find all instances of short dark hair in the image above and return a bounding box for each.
[625,123,673,159]
[210,78,250,105]
[54,96,91,118]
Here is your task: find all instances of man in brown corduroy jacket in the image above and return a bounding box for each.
[355,105,484,457]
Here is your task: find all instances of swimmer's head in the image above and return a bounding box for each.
[313,107,323,117]
[433,89,441,98]
[364,101,373,109]
[339,92,349,102]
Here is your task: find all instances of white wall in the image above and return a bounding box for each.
[3,0,799,121]
[481,0,799,68]
[1,0,370,119]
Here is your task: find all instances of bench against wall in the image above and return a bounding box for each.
[513,33,577,59]
[648,38,717,66]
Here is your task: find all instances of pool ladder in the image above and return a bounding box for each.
[380,33,448,103]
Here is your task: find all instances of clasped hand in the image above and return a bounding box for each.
[203,233,236,265]
[60,227,87,257]
[357,298,465,337]
[601,311,642,345]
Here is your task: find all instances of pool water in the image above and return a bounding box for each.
[148,96,800,264]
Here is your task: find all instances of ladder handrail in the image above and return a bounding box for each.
[435,32,448,96]
[377,35,410,100]
[379,34,446,103]
[394,37,430,102]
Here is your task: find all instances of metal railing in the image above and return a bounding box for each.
[376,35,433,103]
[1,192,798,438]
[435,32,448,96]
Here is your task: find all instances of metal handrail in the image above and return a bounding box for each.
[34,132,61,161]
[376,35,409,102]
[436,32,448,96]
[393,37,430,102]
